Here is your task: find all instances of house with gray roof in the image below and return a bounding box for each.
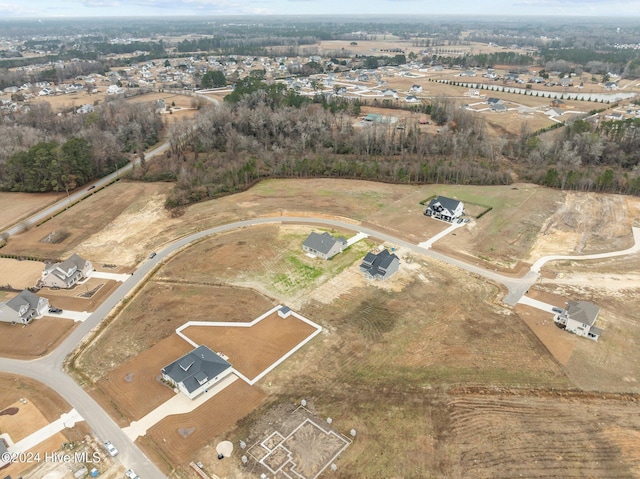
[360,249,400,281]
[424,196,464,222]
[0,290,49,325]
[162,345,233,399]
[302,232,347,260]
[554,300,602,341]
[40,253,93,289]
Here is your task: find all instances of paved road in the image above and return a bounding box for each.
[0,215,533,477]
[1,215,638,477]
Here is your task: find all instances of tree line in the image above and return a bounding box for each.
[134,86,640,209]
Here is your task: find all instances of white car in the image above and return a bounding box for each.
[104,441,118,457]
[125,469,140,479]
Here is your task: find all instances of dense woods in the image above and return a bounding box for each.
[0,98,162,192]
[128,89,640,209]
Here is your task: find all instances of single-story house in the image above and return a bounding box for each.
[360,249,400,281]
[410,84,423,93]
[302,232,347,260]
[405,95,421,103]
[604,82,618,91]
[424,196,464,222]
[491,103,508,112]
[0,290,50,325]
[40,254,93,289]
[486,97,502,105]
[162,345,233,400]
[554,300,602,341]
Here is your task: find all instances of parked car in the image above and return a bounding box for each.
[552,307,564,314]
[104,441,118,457]
[125,469,140,479]
[48,307,63,314]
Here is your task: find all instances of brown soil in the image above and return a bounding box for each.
[1,181,175,264]
[140,380,266,473]
[182,311,318,381]
[91,335,192,425]
[0,317,76,359]
[0,376,80,479]
[514,288,579,366]
[39,277,121,312]
[75,284,275,383]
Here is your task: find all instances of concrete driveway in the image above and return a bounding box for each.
[46,310,91,322]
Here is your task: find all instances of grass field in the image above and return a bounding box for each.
[0,191,64,232]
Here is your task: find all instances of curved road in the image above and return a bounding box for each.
[0,215,533,478]
[1,216,638,476]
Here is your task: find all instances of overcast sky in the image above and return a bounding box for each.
[1,0,639,18]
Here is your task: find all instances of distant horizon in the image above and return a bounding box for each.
[1,0,640,20]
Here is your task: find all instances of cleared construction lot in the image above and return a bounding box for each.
[2,178,639,478]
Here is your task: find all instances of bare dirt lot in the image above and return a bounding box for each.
[90,334,192,426]
[74,284,276,382]
[58,178,640,478]
[1,181,175,264]
[139,379,266,476]
[0,317,76,359]
[182,311,318,381]
[39,278,122,313]
[0,375,91,479]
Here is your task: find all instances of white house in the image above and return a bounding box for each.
[106,84,124,95]
[161,345,233,400]
[555,300,602,341]
[0,290,49,325]
[424,196,465,222]
[40,254,93,289]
